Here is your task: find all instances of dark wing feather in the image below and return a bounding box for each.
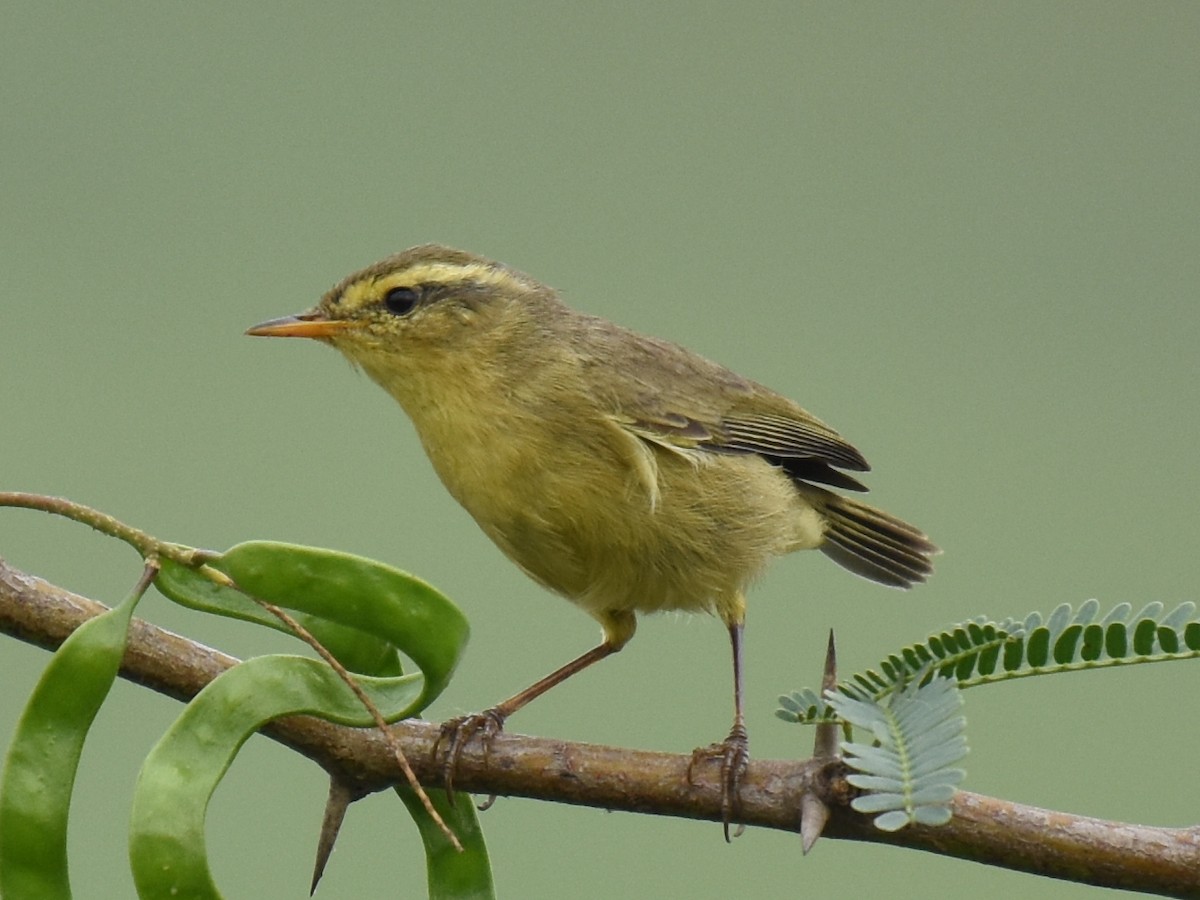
[584,320,871,492]
[721,413,868,471]
[624,411,871,492]
[774,457,869,492]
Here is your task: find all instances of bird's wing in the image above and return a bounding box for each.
[586,322,872,491]
[717,412,868,471]
[618,409,871,492]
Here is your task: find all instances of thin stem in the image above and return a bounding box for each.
[0,492,204,566]
[132,557,163,599]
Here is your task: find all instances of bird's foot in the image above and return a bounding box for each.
[434,707,508,807]
[688,722,750,841]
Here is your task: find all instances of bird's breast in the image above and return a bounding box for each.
[374,358,821,617]
[420,410,819,617]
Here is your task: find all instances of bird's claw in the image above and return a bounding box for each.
[434,707,508,804]
[688,723,749,841]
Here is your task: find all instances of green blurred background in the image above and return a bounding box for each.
[2,2,1197,897]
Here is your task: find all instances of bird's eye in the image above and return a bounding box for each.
[383,286,420,316]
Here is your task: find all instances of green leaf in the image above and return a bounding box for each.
[156,558,402,676]
[977,641,1000,676]
[780,601,1200,731]
[1002,636,1025,671]
[870,810,913,832]
[912,806,953,827]
[395,789,496,900]
[212,542,469,707]
[1079,624,1104,662]
[1158,626,1180,654]
[1028,627,1052,667]
[775,689,833,724]
[1,576,148,900]
[831,675,967,832]
[1133,619,1157,655]
[1186,623,1200,652]
[138,542,481,899]
[1105,622,1128,658]
[1052,624,1082,664]
[927,634,946,658]
[953,652,977,681]
[130,656,424,899]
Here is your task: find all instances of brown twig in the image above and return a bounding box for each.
[2,558,1199,897]
[0,493,204,566]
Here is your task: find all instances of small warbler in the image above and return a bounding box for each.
[247,244,937,835]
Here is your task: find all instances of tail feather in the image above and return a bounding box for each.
[807,489,938,589]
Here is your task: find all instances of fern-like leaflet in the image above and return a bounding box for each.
[777,601,1200,831]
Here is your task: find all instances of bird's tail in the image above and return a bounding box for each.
[805,487,939,589]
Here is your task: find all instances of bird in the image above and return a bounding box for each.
[247,243,937,836]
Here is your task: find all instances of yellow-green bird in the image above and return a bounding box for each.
[248,244,937,835]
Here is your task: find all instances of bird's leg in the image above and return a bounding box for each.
[435,640,619,801]
[688,619,750,841]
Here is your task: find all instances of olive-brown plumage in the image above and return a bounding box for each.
[248,244,938,834]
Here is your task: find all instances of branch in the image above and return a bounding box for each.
[2,557,1197,897]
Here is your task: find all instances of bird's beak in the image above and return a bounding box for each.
[245,312,352,339]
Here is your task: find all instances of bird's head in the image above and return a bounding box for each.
[250,244,559,364]
[247,244,564,397]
